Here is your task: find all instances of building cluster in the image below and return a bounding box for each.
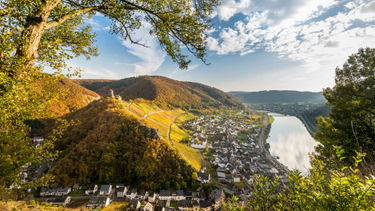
[184,113,289,200]
[38,184,226,210]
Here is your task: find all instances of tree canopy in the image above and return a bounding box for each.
[315,47,375,174]
[0,0,218,194]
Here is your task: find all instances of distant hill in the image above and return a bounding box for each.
[48,98,196,190]
[228,90,325,104]
[74,76,242,109]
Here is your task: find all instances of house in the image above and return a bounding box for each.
[217,172,226,178]
[72,184,80,191]
[177,200,193,210]
[87,196,111,209]
[127,189,137,200]
[197,172,210,184]
[212,189,225,211]
[99,184,112,196]
[138,190,146,200]
[142,202,154,211]
[85,184,98,195]
[32,137,44,147]
[128,199,141,210]
[176,190,185,201]
[159,190,171,201]
[55,187,71,196]
[40,187,71,196]
[45,196,71,207]
[116,186,128,198]
[200,200,213,211]
[233,177,241,183]
[148,192,157,202]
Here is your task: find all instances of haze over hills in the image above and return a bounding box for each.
[74,76,242,109]
[228,90,326,104]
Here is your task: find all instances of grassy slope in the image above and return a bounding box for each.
[123,101,202,170]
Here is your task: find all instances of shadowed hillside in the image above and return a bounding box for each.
[74,76,242,109]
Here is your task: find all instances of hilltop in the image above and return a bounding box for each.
[74,76,242,110]
[47,98,196,190]
[228,90,325,104]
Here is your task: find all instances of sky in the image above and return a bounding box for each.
[68,0,375,92]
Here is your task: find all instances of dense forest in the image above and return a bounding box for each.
[75,76,243,110]
[48,98,196,191]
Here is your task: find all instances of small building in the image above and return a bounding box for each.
[200,200,213,211]
[148,192,157,202]
[117,186,128,198]
[233,177,241,183]
[45,196,71,207]
[197,172,210,184]
[128,199,141,210]
[85,184,98,195]
[212,189,225,211]
[127,189,137,200]
[142,202,154,211]
[176,190,185,201]
[55,187,71,196]
[87,196,111,209]
[99,184,112,196]
[159,190,171,201]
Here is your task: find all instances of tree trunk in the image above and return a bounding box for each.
[16,0,61,69]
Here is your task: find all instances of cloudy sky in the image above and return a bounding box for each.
[69,0,375,92]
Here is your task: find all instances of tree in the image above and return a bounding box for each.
[226,152,375,210]
[1,0,218,72]
[315,47,375,174]
[0,0,218,193]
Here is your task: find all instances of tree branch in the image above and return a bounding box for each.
[45,6,109,30]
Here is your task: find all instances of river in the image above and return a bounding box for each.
[266,112,317,173]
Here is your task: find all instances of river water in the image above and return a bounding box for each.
[266,113,317,173]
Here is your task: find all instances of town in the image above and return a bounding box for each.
[18,110,290,210]
[184,111,289,200]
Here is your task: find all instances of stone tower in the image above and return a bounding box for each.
[109,89,114,98]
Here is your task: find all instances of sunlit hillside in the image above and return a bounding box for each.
[74,75,243,110]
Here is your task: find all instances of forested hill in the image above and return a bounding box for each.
[228,90,325,104]
[35,78,100,118]
[74,76,242,109]
[47,98,196,190]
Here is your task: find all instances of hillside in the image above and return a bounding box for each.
[74,76,242,110]
[228,90,325,104]
[38,78,100,118]
[48,98,196,191]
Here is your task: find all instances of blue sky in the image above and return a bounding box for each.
[69,0,375,92]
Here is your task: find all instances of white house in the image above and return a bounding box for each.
[116,186,128,198]
[87,197,111,209]
[85,184,98,195]
[99,184,112,196]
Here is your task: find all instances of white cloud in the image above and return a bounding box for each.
[121,22,166,76]
[209,0,375,77]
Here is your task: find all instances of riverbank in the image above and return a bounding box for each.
[265,112,317,173]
